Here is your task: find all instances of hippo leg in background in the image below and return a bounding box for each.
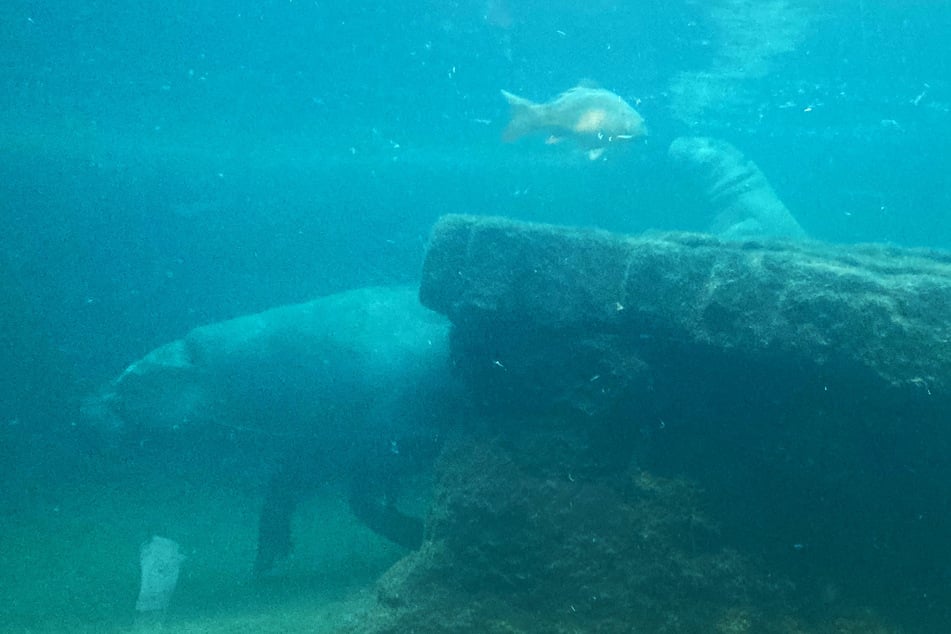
[667,136,807,240]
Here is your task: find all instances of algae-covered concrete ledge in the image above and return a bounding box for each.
[420,214,951,399]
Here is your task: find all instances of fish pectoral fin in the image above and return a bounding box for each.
[574,109,608,133]
[587,148,607,161]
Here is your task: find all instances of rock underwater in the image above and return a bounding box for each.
[346,214,951,634]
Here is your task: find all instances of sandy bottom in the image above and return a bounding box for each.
[0,470,403,633]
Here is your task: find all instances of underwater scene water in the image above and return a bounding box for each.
[2,1,951,632]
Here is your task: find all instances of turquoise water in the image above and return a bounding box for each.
[2,2,951,632]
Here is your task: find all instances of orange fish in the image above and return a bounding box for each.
[501,84,647,159]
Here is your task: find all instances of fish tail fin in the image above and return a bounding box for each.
[501,90,541,142]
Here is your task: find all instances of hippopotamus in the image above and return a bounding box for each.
[667,136,808,240]
[83,285,459,577]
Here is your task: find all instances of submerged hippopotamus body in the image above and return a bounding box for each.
[84,286,459,577]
